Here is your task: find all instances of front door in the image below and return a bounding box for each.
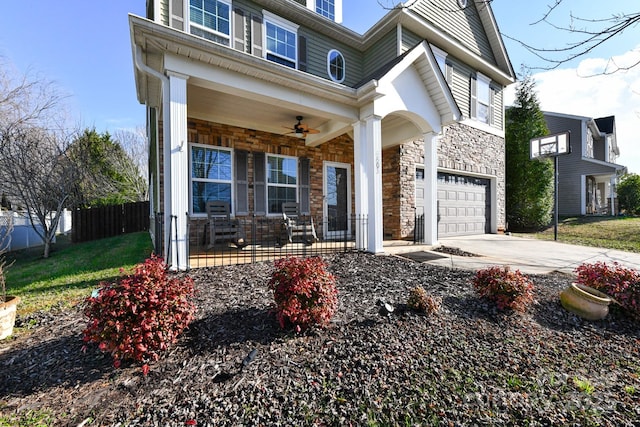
[323,162,351,239]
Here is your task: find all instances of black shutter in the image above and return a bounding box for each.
[235,150,248,215]
[253,152,266,215]
[298,35,307,72]
[299,157,310,215]
[233,8,246,52]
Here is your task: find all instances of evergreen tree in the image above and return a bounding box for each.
[616,173,640,215]
[505,73,554,230]
[68,129,147,207]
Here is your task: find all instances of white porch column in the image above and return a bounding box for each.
[423,132,439,245]
[352,120,367,250]
[165,72,189,270]
[353,115,384,254]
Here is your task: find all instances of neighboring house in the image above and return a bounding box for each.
[543,112,626,216]
[130,0,515,269]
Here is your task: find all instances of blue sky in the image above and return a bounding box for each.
[1,1,638,171]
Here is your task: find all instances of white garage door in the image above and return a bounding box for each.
[436,172,491,237]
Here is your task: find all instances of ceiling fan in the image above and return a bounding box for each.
[283,116,320,138]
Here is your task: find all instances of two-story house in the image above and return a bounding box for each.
[543,112,626,216]
[130,0,515,269]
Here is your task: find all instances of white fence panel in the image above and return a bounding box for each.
[0,209,71,252]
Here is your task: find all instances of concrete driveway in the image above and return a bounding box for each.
[421,234,640,275]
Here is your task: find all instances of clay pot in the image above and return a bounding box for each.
[560,283,611,321]
[0,295,20,340]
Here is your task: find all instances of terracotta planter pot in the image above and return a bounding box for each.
[0,295,20,340]
[560,283,611,321]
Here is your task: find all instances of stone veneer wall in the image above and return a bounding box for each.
[437,123,506,232]
[391,122,506,239]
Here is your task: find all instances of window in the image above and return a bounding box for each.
[316,0,335,20]
[190,145,233,214]
[327,49,345,83]
[267,155,297,214]
[472,73,491,124]
[189,0,231,44]
[264,12,298,68]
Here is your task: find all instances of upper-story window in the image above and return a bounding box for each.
[327,49,345,83]
[316,0,335,20]
[305,0,342,23]
[189,0,231,45]
[585,128,594,158]
[263,12,298,68]
[472,72,491,124]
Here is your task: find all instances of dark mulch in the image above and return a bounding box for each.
[1,252,639,426]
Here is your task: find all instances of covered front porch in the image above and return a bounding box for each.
[131,15,461,270]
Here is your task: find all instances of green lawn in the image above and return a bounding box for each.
[517,216,640,253]
[3,232,153,315]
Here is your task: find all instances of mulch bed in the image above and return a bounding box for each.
[1,252,639,426]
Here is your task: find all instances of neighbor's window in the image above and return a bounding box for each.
[189,0,231,44]
[264,12,298,68]
[327,49,345,83]
[267,154,297,214]
[475,73,491,124]
[190,144,233,214]
[316,0,335,20]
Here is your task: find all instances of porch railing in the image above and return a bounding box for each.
[154,213,368,268]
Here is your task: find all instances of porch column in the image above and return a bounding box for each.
[353,115,384,254]
[165,72,189,270]
[423,132,439,245]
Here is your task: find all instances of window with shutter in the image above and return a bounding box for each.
[267,154,298,214]
[251,15,263,57]
[253,152,266,215]
[190,144,233,214]
[298,35,308,72]
[299,158,311,214]
[263,11,298,68]
[233,8,246,52]
[235,150,249,215]
[188,0,231,45]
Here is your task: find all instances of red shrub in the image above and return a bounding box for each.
[574,261,640,317]
[268,257,338,331]
[82,256,196,370]
[473,266,535,312]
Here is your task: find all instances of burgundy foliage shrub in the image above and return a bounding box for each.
[82,255,196,370]
[473,265,535,312]
[268,256,338,332]
[574,261,640,317]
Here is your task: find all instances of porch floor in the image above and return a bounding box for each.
[187,240,437,268]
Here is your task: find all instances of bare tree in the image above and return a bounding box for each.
[0,62,77,258]
[113,128,149,202]
[498,0,640,74]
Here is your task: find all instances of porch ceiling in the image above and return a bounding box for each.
[186,82,357,145]
[186,82,421,148]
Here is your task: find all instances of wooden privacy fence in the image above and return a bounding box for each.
[72,201,150,243]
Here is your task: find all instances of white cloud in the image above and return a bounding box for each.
[505,46,640,173]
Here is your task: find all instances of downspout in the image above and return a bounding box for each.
[133,44,172,262]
